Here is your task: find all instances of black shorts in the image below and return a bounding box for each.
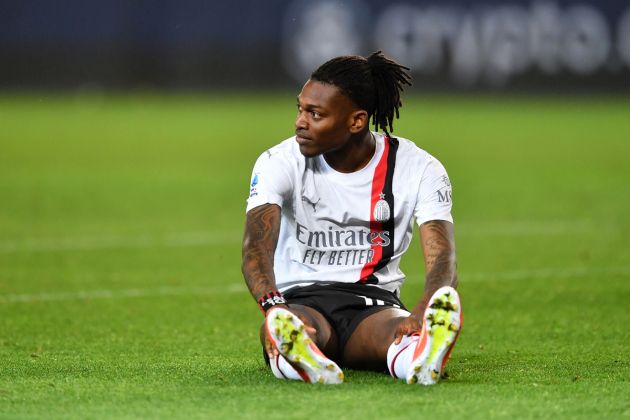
[283,282,408,354]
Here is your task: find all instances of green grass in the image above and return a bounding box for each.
[0,93,628,418]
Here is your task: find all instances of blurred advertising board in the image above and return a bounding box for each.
[1,0,629,91]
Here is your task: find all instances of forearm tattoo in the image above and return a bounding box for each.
[417,220,458,309]
[241,204,281,301]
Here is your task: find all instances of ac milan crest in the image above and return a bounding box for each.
[373,193,391,222]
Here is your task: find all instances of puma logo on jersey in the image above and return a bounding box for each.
[302,196,320,212]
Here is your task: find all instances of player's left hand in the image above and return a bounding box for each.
[393,314,423,344]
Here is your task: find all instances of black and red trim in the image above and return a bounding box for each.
[258,290,286,313]
[359,137,398,283]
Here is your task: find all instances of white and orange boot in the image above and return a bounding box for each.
[405,286,463,385]
[265,307,344,384]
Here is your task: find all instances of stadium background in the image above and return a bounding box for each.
[1,0,628,418]
[3,0,630,90]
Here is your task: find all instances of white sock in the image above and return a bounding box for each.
[269,355,303,381]
[386,334,420,379]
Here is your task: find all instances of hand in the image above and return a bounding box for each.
[263,307,317,359]
[393,314,423,344]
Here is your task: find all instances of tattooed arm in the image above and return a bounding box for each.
[412,220,457,314]
[241,203,285,305]
[393,220,457,342]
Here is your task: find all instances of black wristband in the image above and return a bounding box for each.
[258,291,286,313]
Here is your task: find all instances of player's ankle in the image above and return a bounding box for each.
[269,355,304,381]
[386,335,419,379]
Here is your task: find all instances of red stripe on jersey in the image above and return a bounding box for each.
[359,139,390,282]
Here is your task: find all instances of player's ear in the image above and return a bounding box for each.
[348,110,368,134]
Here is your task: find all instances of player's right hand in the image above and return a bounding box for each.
[393,314,423,344]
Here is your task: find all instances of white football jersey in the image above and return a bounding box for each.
[246,132,453,294]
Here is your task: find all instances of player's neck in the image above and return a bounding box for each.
[323,131,375,173]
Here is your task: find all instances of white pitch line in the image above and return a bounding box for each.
[0,283,247,304]
[0,231,242,254]
[456,219,599,236]
[0,220,606,254]
[462,265,630,282]
[1,266,628,304]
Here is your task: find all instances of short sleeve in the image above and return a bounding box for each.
[414,157,454,225]
[246,148,294,213]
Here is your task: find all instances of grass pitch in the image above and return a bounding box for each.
[0,93,628,418]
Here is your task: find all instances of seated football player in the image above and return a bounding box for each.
[242,51,461,385]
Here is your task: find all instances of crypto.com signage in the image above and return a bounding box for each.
[282,0,630,88]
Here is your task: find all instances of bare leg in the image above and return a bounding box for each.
[344,287,462,384]
[342,308,409,370]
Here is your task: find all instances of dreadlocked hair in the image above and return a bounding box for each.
[310,51,412,135]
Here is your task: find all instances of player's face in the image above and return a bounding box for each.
[295,80,359,157]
